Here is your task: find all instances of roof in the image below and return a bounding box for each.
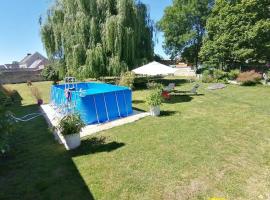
[20,52,48,65]
[0,52,48,71]
[0,65,6,69]
[4,63,19,69]
[132,61,178,76]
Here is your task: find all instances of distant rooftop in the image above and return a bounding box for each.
[0,52,48,71]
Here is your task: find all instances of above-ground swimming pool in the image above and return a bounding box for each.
[50,82,133,125]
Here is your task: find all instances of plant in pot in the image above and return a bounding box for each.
[58,114,85,150]
[30,86,43,105]
[146,88,163,116]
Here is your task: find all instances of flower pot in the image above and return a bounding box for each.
[37,99,43,106]
[149,106,160,116]
[64,133,81,150]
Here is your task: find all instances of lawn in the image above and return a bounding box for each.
[1,78,270,200]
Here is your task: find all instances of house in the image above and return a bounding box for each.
[19,52,48,70]
[0,52,48,71]
[0,52,48,84]
[159,59,195,76]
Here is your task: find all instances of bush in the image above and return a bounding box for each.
[58,114,85,136]
[236,70,262,86]
[146,81,163,90]
[0,106,14,157]
[228,69,240,80]
[212,69,227,81]
[0,85,15,106]
[41,64,59,84]
[146,88,163,107]
[118,71,135,89]
[201,70,215,83]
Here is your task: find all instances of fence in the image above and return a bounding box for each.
[0,69,44,84]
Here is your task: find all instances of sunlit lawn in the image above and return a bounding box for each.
[1,78,270,200]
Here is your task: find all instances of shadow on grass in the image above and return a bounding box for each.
[132,107,147,112]
[165,95,193,104]
[0,104,95,200]
[132,100,145,104]
[160,110,178,116]
[134,78,190,91]
[71,137,125,157]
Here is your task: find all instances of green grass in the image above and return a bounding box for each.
[1,79,270,199]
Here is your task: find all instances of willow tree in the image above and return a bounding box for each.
[41,0,154,78]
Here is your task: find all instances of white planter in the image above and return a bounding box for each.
[149,106,160,116]
[64,133,81,150]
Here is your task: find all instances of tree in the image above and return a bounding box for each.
[200,0,270,69]
[41,0,154,79]
[158,0,214,68]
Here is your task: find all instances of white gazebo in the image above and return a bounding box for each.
[132,61,178,76]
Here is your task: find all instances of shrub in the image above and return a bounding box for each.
[41,64,59,84]
[146,81,163,90]
[58,114,85,136]
[146,88,163,107]
[0,85,15,106]
[213,69,227,81]
[118,71,135,89]
[236,70,262,86]
[201,70,214,83]
[228,69,240,80]
[0,106,14,157]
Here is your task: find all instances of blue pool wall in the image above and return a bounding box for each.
[50,82,133,125]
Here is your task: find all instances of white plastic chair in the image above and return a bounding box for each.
[164,83,175,92]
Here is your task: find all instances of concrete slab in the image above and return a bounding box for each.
[40,104,149,141]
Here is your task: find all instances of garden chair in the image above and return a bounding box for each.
[175,84,200,95]
[163,83,175,92]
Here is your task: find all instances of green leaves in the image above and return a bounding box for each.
[158,0,213,66]
[200,0,270,68]
[41,0,154,78]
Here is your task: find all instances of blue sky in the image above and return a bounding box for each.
[0,0,172,64]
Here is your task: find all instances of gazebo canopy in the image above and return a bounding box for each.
[132,61,178,76]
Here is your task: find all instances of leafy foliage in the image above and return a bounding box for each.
[158,0,214,67]
[0,106,14,156]
[0,85,15,106]
[212,69,227,81]
[228,69,240,80]
[118,71,135,89]
[146,81,163,90]
[201,69,228,82]
[41,0,154,78]
[236,70,262,86]
[146,88,163,107]
[201,70,215,83]
[200,0,270,68]
[41,63,59,83]
[58,114,85,136]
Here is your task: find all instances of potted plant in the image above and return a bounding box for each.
[30,86,43,105]
[58,114,85,150]
[146,88,163,116]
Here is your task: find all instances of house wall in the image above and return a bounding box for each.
[0,69,44,84]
